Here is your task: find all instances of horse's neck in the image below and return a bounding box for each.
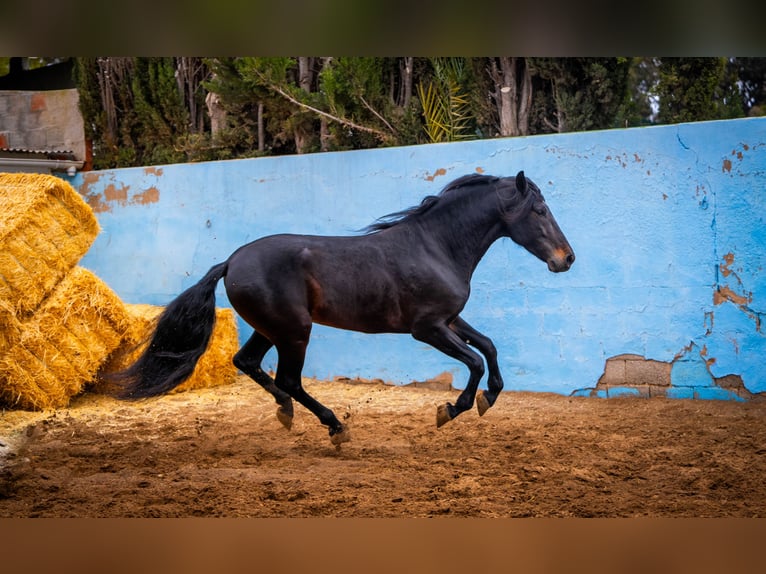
[412,190,505,277]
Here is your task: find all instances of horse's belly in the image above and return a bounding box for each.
[310,291,408,334]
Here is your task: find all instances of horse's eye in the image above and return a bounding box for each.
[534,204,547,216]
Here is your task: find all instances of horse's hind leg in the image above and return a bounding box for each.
[273,334,350,446]
[450,317,504,416]
[233,332,294,430]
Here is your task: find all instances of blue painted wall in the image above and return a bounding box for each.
[71,118,766,396]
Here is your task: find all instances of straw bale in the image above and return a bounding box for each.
[0,172,100,317]
[99,304,240,394]
[0,267,131,411]
[0,299,21,357]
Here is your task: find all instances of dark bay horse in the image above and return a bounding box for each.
[117,172,574,445]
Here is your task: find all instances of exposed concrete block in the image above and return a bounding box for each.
[648,385,669,398]
[625,357,671,386]
[715,373,747,391]
[600,358,626,385]
[592,352,753,402]
[598,354,673,390]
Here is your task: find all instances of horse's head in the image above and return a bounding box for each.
[504,171,575,273]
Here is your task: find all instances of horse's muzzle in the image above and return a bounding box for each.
[547,248,575,273]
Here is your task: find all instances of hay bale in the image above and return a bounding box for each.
[0,299,21,357]
[99,304,239,394]
[0,173,99,319]
[0,267,131,411]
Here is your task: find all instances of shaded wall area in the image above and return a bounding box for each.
[73,117,765,397]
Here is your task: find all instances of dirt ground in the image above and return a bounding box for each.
[1,375,765,517]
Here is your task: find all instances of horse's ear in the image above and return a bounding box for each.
[515,170,527,195]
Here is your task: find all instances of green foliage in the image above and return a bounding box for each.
[734,57,766,116]
[320,57,387,149]
[74,57,207,169]
[417,58,476,143]
[656,58,735,124]
[530,58,631,133]
[616,57,660,127]
[130,58,187,165]
[70,56,763,169]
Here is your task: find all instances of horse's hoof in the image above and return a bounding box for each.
[436,403,452,428]
[276,407,293,430]
[330,425,351,446]
[476,390,491,416]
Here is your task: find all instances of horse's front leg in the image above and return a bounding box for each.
[412,320,486,427]
[450,317,504,416]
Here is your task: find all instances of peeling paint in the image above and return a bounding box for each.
[704,311,714,335]
[134,186,160,205]
[104,183,129,203]
[425,168,447,181]
[714,286,751,306]
[715,253,755,307]
[78,171,102,196]
[605,153,629,168]
[720,252,735,276]
[78,176,160,213]
[713,286,752,305]
[722,158,732,172]
[700,345,716,368]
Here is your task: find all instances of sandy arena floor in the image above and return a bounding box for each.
[2,375,765,517]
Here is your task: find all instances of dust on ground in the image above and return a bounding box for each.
[2,375,765,517]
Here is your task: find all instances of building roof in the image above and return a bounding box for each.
[0,147,77,161]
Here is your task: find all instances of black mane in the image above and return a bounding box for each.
[362,174,500,234]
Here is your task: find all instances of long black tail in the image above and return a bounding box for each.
[116,261,229,399]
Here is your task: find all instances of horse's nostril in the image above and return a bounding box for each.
[566,253,575,265]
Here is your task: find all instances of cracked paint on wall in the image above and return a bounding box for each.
[79,171,161,213]
[714,252,761,332]
[72,117,766,398]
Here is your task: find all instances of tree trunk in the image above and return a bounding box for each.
[298,57,314,92]
[176,57,207,133]
[320,117,330,152]
[490,57,532,137]
[257,102,265,152]
[517,59,532,134]
[401,57,413,108]
[205,90,226,140]
[295,57,315,153]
